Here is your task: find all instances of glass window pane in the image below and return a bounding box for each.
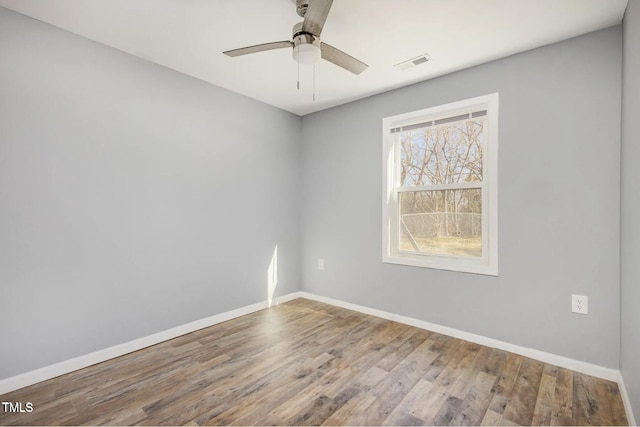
[399,189,482,257]
[399,119,485,187]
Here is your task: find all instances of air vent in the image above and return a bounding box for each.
[394,53,432,71]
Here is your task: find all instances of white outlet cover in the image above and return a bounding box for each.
[317,259,325,270]
[572,294,589,315]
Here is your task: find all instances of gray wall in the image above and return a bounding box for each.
[0,7,301,379]
[621,0,640,419]
[301,27,622,368]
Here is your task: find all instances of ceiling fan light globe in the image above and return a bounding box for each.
[293,43,321,64]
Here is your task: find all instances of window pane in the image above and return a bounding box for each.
[399,189,482,257]
[399,119,485,187]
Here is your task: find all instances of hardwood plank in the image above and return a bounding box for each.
[347,339,439,425]
[382,378,435,425]
[449,345,490,399]
[604,380,629,426]
[260,368,346,424]
[313,363,388,423]
[500,416,524,426]
[321,393,377,426]
[531,373,557,425]
[596,379,617,426]
[498,357,544,426]
[288,386,360,426]
[551,364,575,426]
[434,340,481,389]
[308,346,384,401]
[573,372,602,425]
[81,407,148,426]
[384,411,426,426]
[450,371,498,426]
[411,383,452,424]
[375,329,432,371]
[423,336,463,382]
[489,351,524,415]
[482,409,505,426]
[431,394,464,425]
[480,347,508,377]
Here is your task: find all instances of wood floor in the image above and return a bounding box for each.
[0,298,628,426]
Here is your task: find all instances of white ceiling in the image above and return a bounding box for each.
[0,0,629,116]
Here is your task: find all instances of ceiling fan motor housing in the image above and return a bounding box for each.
[292,22,321,64]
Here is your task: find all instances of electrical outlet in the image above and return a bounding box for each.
[317,258,325,270]
[572,294,588,315]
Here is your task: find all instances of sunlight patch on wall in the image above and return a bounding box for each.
[267,245,278,307]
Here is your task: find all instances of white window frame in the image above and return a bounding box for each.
[382,93,499,276]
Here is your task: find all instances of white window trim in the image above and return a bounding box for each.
[382,93,499,276]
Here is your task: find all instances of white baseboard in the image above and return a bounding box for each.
[1,290,634,425]
[0,293,299,395]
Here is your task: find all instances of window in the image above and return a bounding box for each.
[382,93,498,275]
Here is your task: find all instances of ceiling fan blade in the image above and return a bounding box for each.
[321,42,368,75]
[223,41,293,57]
[301,0,333,37]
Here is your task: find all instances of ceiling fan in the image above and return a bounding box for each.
[222,0,368,75]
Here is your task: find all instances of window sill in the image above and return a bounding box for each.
[382,253,498,276]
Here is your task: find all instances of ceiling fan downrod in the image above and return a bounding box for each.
[296,0,309,18]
